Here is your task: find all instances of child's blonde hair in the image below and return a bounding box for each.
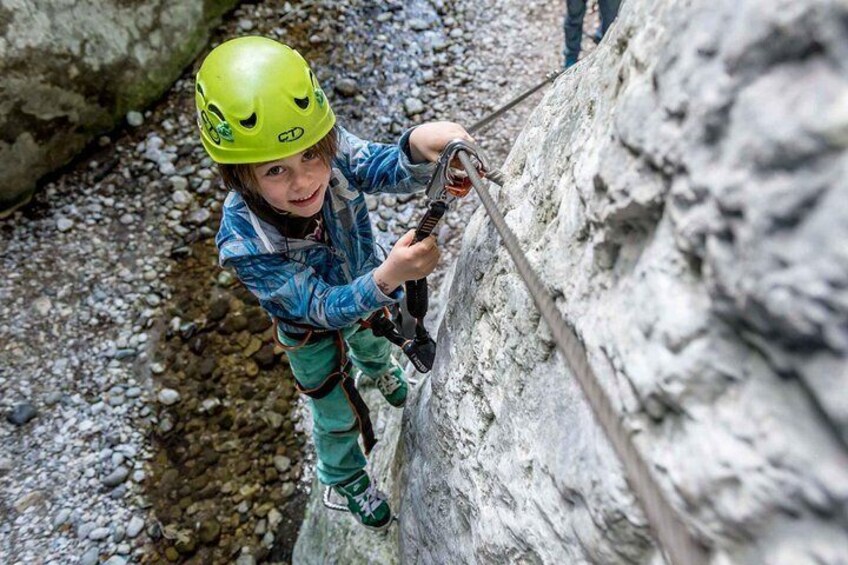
[218,126,339,199]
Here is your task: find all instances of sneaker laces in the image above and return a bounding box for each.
[376,371,401,396]
[352,483,387,519]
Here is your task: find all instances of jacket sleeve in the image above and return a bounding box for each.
[335,125,437,194]
[225,253,402,329]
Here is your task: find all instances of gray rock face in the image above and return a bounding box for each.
[0,0,239,215]
[296,0,848,563]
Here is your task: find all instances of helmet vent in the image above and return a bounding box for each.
[208,104,226,121]
[239,113,257,129]
[294,97,310,110]
[196,83,204,96]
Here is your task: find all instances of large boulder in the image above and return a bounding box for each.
[295,0,848,562]
[0,0,239,215]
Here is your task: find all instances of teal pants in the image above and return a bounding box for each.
[278,324,394,486]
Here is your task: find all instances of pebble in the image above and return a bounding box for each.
[335,78,359,97]
[7,402,38,426]
[217,270,235,287]
[80,547,100,565]
[126,111,144,127]
[88,527,111,541]
[268,508,283,530]
[44,391,64,405]
[119,213,134,225]
[157,388,181,405]
[56,217,74,232]
[236,554,257,565]
[409,18,430,31]
[404,97,425,116]
[104,557,127,565]
[52,509,71,530]
[170,176,188,191]
[187,208,211,225]
[117,543,131,554]
[77,522,95,540]
[172,190,192,209]
[33,296,52,316]
[126,516,145,539]
[198,518,221,544]
[273,455,291,473]
[101,466,129,487]
[280,482,295,499]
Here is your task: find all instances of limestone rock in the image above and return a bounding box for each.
[0,0,240,214]
[295,0,848,562]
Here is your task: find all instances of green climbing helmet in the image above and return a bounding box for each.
[194,36,335,164]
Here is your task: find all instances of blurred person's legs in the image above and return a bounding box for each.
[563,0,587,67]
[599,0,622,35]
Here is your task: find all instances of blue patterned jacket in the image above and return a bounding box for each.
[216,126,435,333]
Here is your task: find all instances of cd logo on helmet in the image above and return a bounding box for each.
[278,127,305,143]
[200,111,220,144]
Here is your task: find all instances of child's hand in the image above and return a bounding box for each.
[408,121,474,163]
[373,229,441,294]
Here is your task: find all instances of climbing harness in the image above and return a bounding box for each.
[272,320,376,456]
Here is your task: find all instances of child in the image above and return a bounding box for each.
[194,36,473,530]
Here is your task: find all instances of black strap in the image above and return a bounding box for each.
[295,371,344,399]
[291,331,378,456]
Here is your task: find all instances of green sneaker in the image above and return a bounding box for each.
[375,361,408,408]
[333,471,391,530]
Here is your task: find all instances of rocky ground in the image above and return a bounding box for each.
[0,0,599,563]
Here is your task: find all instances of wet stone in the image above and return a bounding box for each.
[174,533,197,555]
[208,297,230,322]
[198,518,221,545]
[244,337,263,358]
[246,312,271,334]
[273,456,291,474]
[190,335,207,355]
[199,357,216,379]
[179,322,199,340]
[253,344,277,369]
[219,314,248,335]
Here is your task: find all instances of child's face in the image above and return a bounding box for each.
[252,147,331,217]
